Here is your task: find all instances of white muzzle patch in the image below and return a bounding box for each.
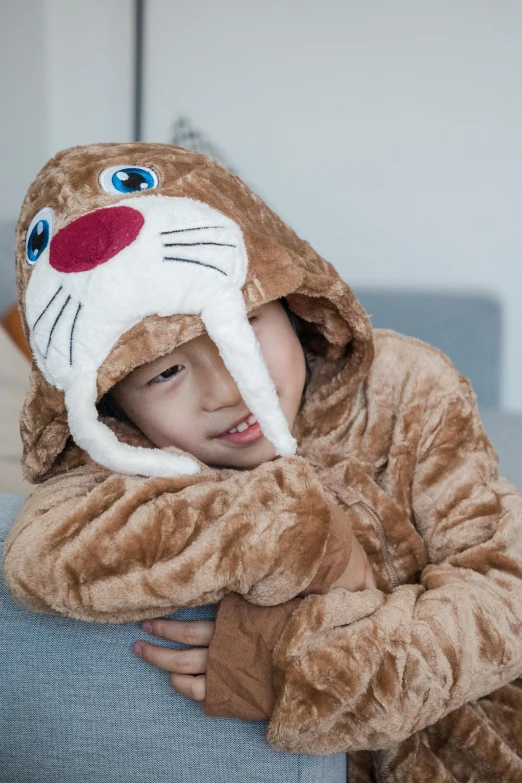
[25,194,297,477]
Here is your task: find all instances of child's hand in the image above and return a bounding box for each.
[132,618,215,703]
[330,532,377,591]
[131,536,375,705]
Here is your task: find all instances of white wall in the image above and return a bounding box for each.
[144,0,522,413]
[44,0,134,155]
[0,0,134,222]
[0,1,49,222]
[2,1,521,411]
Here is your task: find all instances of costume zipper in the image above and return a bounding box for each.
[353,501,400,589]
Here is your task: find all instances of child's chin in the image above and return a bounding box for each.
[239,445,277,469]
[212,440,277,470]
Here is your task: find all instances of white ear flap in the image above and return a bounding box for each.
[201,288,297,457]
[65,374,201,477]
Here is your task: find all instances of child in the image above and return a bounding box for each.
[4,142,522,782]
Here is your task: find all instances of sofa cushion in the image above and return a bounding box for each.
[0,493,346,783]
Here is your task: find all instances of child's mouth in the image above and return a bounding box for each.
[216,414,264,446]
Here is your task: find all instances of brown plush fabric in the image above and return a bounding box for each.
[3,143,522,781]
[3,450,352,620]
[206,333,522,780]
[206,506,356,721]
[206,592,300,721]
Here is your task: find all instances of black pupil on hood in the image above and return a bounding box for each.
[30,228,45,255]
[125,171,147,190]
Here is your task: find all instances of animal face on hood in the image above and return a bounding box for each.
[15,142,374,482]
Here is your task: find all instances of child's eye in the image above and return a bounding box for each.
[248,315,257,323]
[149,365,184,385]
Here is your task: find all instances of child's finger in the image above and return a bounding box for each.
[169,673,206,703]
[133,641,208,675]
[141,618,215,646]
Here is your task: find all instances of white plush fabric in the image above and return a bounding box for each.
[25,195,296,477]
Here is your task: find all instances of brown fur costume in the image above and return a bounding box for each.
[3,143,522,782]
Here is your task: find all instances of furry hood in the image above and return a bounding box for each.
[15,142,374,482]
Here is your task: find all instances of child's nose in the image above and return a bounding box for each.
[201,354,243,412]
[49,205,144,273]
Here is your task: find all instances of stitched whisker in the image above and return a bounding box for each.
[45,295,71,358]
[160,225,224,235]
[33,285,63,330]
[163,242,236,248]
[163,257,227,276]
[69,302,82,365]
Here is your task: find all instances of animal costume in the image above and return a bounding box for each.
[4,143,522,783]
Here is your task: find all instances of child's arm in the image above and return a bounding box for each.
[204,371,522,753]
[125,530,375,714]
[2,454,353,623]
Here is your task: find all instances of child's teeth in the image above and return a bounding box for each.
[226,414,257,435]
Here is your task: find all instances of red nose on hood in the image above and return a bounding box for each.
[49,206,144,274]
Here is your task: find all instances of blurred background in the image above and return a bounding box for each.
[1,0,521,495]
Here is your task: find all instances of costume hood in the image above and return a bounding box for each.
[15,143,374,481]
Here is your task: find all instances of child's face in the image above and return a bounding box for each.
[110,301,307,469]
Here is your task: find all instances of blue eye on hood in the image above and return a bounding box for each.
[99,165,158,195]
[26,207,54,265]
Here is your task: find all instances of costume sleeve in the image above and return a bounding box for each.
[205,593,301,720]
[2,454,352,624]
[208,370,522,754]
